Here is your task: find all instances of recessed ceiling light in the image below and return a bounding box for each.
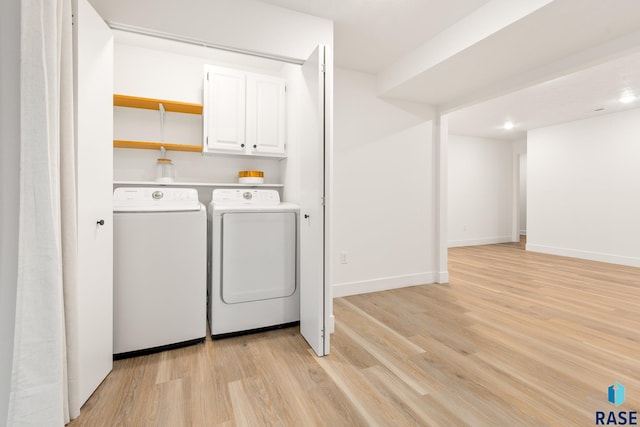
[503,121,514,130]
[619,92,636,104]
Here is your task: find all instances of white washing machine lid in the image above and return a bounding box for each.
[114,187,201,212]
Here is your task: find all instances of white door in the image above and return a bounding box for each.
[246,74,286,155]
[74,0,113,404]
[299,45,330,356]
[204,66,246,153]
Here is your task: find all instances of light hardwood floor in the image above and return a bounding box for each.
[69,240,640,426]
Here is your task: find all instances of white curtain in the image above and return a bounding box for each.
[8,0,79,424]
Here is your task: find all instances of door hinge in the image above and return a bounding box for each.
[321,196,326,206]
[321,328,325,338]
[207,71,209,80]
[320,63,326,73]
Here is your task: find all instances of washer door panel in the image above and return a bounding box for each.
[221,212,296,304]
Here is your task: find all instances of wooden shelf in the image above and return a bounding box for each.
[114,140,203,153]
[114,94,203,115]
[113,94,203,153]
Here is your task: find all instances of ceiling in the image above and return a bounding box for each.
[256,0,640,140]
[447,50,640,140]
[251,0,491,74]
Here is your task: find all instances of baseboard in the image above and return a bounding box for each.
[448,235,513,248]
[327,314,335,334]
[526,243,640,268]
[332,272,435,298]
[519,230,527,235]
[435,271,449,284]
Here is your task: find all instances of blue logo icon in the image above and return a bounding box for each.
[609,382,626,407]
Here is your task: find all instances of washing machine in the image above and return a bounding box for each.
[208,189,299,337]
[113,187,206,358]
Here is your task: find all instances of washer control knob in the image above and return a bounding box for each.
[152,191,163,200]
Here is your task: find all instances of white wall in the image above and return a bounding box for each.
[527,108,640,267]
[88,0,332,63]
[448,134,514,247]
[111,32,323,205]
[332,68,434,297]
[106,0,335,195]
[0,0,20,422]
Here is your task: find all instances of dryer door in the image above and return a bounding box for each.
[221,212,297,303]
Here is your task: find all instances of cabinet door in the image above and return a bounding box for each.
[246,74,286,155]
[204,66,246,153]
[74,0,113,404]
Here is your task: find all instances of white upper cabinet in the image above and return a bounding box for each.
[204,66,246,153]
[246,74,286,155]
[203,65,286,157]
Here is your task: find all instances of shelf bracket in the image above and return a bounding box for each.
[159,102,166,143]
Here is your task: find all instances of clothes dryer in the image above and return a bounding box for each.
[208,189,299,337]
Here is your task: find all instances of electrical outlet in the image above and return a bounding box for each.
[340,251,348,264]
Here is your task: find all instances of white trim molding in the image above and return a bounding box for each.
[526,244,640,268]
[332,272,435,298]
[448,235,513,248]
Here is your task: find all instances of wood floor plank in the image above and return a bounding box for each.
[314,346,423,427]
[337,321,431,395]
[247,334,324,425]
[69,240,640,426]
[227,378,272,427]
[362,365,450,426]
[152,378,188,427]
[334,298,426,355]
[329,321,380,369]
